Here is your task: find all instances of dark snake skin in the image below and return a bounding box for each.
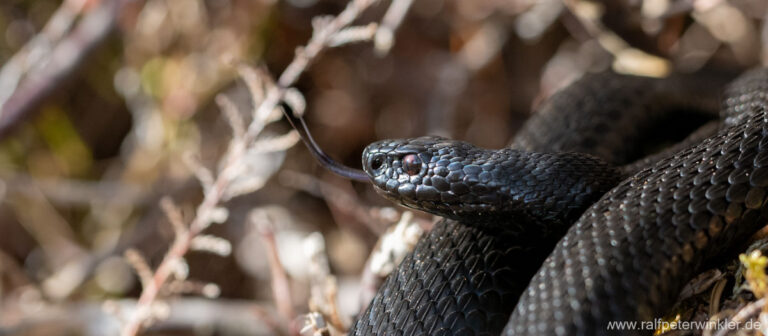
[350,69,763,335]
[505,69,768,335]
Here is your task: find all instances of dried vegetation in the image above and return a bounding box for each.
[1,0,768,335]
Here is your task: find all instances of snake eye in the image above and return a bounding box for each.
[402,154,422,175]
[368,154,385,172]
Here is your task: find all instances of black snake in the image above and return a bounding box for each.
[285,68,768,335]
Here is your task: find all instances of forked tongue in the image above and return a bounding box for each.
[281,103,368,182]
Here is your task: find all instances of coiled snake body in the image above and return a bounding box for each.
[342,68,768,335]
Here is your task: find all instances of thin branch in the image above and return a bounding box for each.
[159,197,187,238]
[246,0,380,141]
[0,0,140,138]
[0,298,280,336]
[120,0,399,334]
[255,217,297,332]
[711,298,766,336]
[0,0,89,108]
[278,170,392,236]
[374,0,413,54]
[562,0,670,77]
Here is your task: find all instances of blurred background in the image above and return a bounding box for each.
[0,0,767,335]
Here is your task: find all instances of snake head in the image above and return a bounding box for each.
[362,136,514,221]
[362,136,622,223]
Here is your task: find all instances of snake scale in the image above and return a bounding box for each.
[287,68,768,335]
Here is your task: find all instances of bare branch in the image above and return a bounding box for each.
[124,249,153,291]
[0,298,280,336]
[216,94,246,140]
[330,23,379,47]
[374,0,413,55]
[159,197,187,238]
[0,0,140,138]
[119,0,410,334]
[254,214,297,330]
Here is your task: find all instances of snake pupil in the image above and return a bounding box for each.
[402,154,421,175]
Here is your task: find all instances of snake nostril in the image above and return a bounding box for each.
[369,154,385,172]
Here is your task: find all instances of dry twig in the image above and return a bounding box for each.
[0,0,140,137]
[119,0,411,334]
[255,215,297,332]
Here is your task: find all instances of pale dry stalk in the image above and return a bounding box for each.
[120,0,401,334]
